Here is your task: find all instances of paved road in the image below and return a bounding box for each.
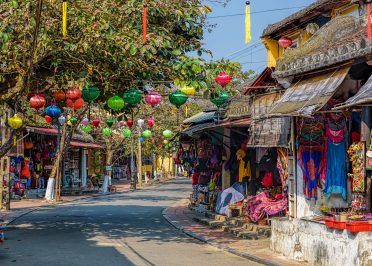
[0,178,261,266]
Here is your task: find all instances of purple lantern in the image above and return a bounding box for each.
[81,118,89,126]
[145,92,162,107]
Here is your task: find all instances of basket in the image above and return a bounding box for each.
[333,221,346,230]
[346,222,372,233]
[324,218,335,228]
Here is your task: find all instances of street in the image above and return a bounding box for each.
[0,178,260,266]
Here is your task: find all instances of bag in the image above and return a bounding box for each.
[262,171,274,187]
[367,136,372,170]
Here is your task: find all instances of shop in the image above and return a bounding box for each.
[8,127,102,199]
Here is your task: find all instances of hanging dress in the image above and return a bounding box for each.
[299,147,322,200]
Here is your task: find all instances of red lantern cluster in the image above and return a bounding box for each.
[67,98,85,110]
[66,87,82,100]
[29,95,46,110]
[278,37,293,49]
[53,90,66,101]
[215,72,232,87]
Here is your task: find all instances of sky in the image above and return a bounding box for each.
[202,0,315,75]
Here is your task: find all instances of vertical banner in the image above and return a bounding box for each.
[245,1,251,43]
[62,0,67,38]
[143,1,147,43]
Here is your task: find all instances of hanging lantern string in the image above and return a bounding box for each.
[143,0,147,44]
[62,0,68,38]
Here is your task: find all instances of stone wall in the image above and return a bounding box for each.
[270,218,372,266]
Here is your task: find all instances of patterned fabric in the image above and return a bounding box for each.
[246,192,288,222]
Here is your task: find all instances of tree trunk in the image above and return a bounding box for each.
[0,129,15,159]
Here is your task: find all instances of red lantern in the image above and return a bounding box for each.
[27,92,45,100]
[127,119,133,129]
[215,72,232,87]
[278,37,293,49]
[53,90,66,101]
[144,92,162,107]
[29,95,46,110]
[45,115,53,124]
[67,98,85,110]
[92,119,100,128]
[66,87,82,100]
[147,117,155,128]
[151,138,155,145]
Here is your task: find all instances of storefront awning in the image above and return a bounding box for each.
[70,141,103,149]
[269,67,350,117]
[27,126,58,135]
[334,74,372,109]
[248,92,291,147]
[180,122,216,136]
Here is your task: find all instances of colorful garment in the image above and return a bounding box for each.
[236,149,251,182]
[246,192,288,222]
[324,139,347,200]
[277,148,288,190]
[298,146,322,200]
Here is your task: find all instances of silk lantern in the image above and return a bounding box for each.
[123,89,143,106]
[66,87,82,100]
[145,91,162,107]
[92,119,100,128]
[127,119,134,129]
[102,127,112,137]
[139,136,144,143]
[58,116,66,126]
[45,105,61,118]
[215,72,232,87]
[8,115,23,129]
[147,117,155,128]
[67,98,85,110]
[69,117,77,125]
[180,86,196,96]
[53,90,66,101]
[278,37,293,49]
[137,119,144,128]
[107,96,125,111]
[122,128,132,138]
[210,90,229,108]
[106,119,114,128]
[142,130,152,139]
[169,90,188,109]
[45,115,53,124]
[81,118,89,126]
[82,86,100,102]
[81,125,93,133]
[29,95,46,110]
[163,129,172,139]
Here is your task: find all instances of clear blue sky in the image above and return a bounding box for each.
[202,0,314,75]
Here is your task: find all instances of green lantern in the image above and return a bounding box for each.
[107,96,125,111]
[102,127,112,137]
[169,90,188,109]
[69,117,77,125]
[210,90,229,108]
[81,125,93,133]
[122,128,132,138]
[123,89,143,106]
[163,129,172,139]
[142,130,152,139]
[106,119,114,128]
[82,86,100,102]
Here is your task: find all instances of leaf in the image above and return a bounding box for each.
[130,46,137,56]
[12,0,18,8]
[172,49,182,56]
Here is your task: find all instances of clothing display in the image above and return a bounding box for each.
[236,149,251,182]
[347,142,365,193]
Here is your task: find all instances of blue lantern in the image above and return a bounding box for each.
[45,105,62,118]
[139,136,144,143]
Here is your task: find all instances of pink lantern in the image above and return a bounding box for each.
[117,120,126,128]
[145,92,162,107]
[147,117,155,128]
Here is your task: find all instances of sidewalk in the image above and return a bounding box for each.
[0,179,132,226]
[163,199,306,266]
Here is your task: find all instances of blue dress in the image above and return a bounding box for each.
[324,139,347,200]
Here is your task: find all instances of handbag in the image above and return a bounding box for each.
[366,137,372,170]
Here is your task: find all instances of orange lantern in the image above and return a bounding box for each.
[29,95,46,110]
[66,87,82,100]
[67,98,85,110]
[53,90,66,101]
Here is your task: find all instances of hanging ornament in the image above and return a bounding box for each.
[163,140,169,145]
[81,125,93,133]
[82,86,100,102]
[117,120,126,128]
[145,91,162,107]
[27,92,45,100]
[139,136,145,143]
[151,138,155,145]
[245,1,251,43]
[81,118,89,126]
[122,128,132,138]
[163,129,172,139]
[127,119,134,129]
[143,1,147,44]
[210,90,229,108]
[66,87,82,100]
[278,37,293,49]
[107,96,125,111]
[45,105,62,118]
[8,115,23,129]
[142,130,152,139]
[53,90,66,101]
[58,115,66,126]
[137,119,145,128]
[123,89,143,107]
[180,86,196,96]
[215,72,232,87]
[29,95,46,110]
[106,119,114,128]
[66,98,85,110]
[45,115,53,124]
[62,0,68,38]
[92,119,101,128]
[69,117,77,125]
[169,90,188,109]
[102,127,112,137]
[147,117,155,128]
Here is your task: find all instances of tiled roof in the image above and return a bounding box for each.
[182,111,215,124]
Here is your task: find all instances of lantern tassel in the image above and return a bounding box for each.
[143,1,147,43]
[245,1,251,44]
[62,0,68,38]
[367,0,371,40]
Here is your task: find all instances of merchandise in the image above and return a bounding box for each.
[347,142,365,193]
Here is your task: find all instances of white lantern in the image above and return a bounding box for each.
[58,115,66,126]
[137,119,144,128]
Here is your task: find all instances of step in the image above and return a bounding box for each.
[237,230,260,240]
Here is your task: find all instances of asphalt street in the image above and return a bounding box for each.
[0,178,261,266]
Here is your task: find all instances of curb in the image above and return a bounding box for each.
[162,207,284,266]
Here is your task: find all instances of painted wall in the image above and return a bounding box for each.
[270,218,372,266]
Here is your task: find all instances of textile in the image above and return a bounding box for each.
[324,139,347,200]
[215,183,245,216]
[277,148,288,189]
[236,149,251,182]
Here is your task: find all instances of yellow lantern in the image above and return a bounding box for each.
[8,115,23,129]
[163,140,169,145]
[180,86,196,96]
